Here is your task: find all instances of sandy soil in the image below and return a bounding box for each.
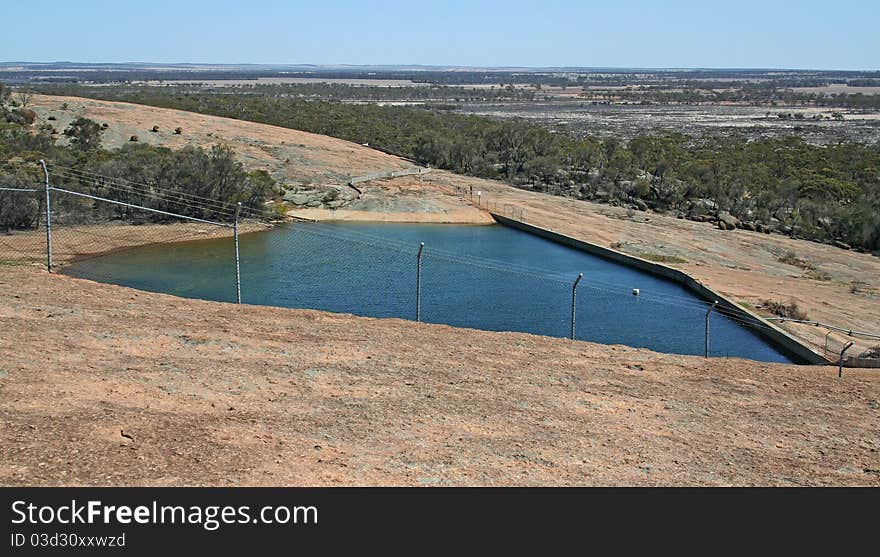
[1,267,877,486]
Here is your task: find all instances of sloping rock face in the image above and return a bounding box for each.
[283,184,360,209]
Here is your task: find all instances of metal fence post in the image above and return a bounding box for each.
[838,341,854,378]
[570,273,583,340]
[39,159,52,273]
[416,242,425,322]
[233,202,242,304]
[705,300,718,358]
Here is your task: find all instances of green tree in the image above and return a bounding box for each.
[64,117,103,151]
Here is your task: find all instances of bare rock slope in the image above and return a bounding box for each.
[1,268,877,486]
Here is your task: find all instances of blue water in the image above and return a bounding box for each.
[65,222,795,363]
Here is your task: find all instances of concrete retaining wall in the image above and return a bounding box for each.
[491,213,830,365]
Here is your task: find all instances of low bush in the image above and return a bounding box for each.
[761,299,809,320]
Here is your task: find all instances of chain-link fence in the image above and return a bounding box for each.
[4,163,878,365]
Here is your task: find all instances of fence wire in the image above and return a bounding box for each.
[3,166,878,364]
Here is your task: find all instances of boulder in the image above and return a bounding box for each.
[632,198,648,211]
[718,211,740,230]
[741,221,757,232]
[338,189,359,201]
[690,198,717,213]
[283,193,314,206]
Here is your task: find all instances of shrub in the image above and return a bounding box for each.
[761,299,809,320]
[778,250,815,270]
[6,108,36,125]
[63,117,103,151]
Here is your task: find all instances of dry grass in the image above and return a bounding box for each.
[778,250,815,271]
[761,299,810,321]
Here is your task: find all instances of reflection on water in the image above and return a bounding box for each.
[66,222,794,363]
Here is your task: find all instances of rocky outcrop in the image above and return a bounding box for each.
[717,211,741,230]
[282,184,360,210]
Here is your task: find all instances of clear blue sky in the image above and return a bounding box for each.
[3,0,878,69]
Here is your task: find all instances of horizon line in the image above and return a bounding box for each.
[2,61,880,73]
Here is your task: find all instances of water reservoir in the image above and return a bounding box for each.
[65,222,795,363]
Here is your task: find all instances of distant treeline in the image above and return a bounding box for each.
[5,65,878,87]
[56,83,538,103]
[0,84,276,229]
[609,87,880,109]
[45,86,880,253]
[39,76,880,112]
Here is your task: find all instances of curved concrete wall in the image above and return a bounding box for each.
[491,213,829,365]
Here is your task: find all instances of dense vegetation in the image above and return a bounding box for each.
[39,82,537,104]
[609,86,880,109]
[51,86,880,253]
[0,83,275,229]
